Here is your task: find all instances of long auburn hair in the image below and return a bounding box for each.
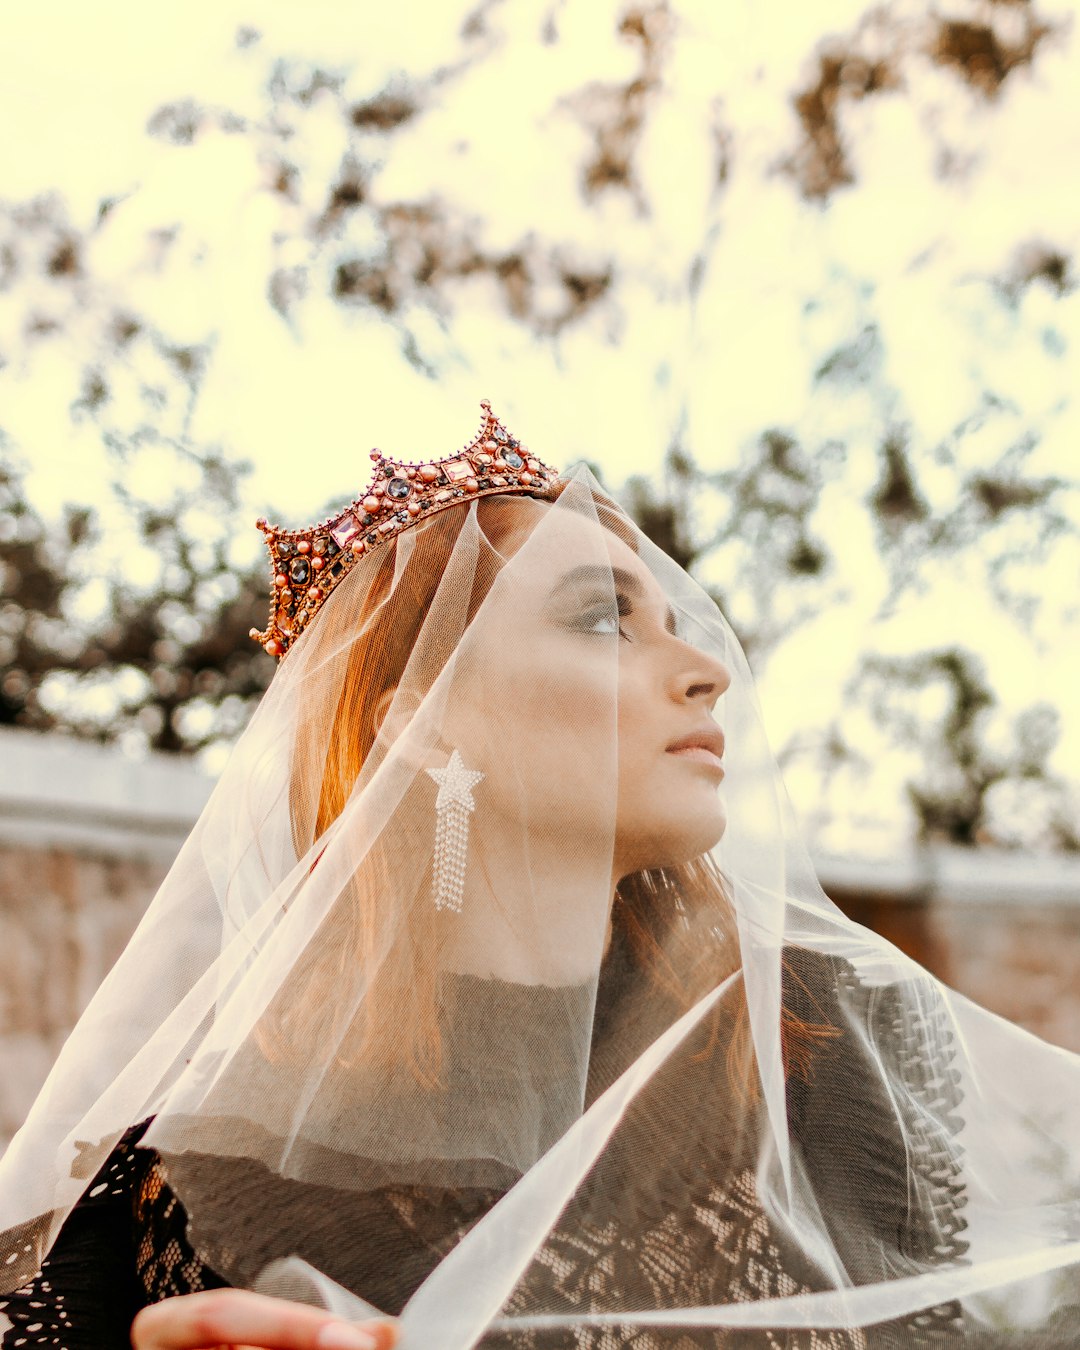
[258,484,835,1097]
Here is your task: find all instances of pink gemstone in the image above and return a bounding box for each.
[378,519,397,534]
[330,512,361,547]
[434,489,454,503]
[474,453,493,466]
[443,459,474,482]
[490,474,507,487]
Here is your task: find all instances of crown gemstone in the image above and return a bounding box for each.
[502,450,524,469]
[387,476,411,500]
[443,459,474,483]
[494,426,508,443]
[289,557,311,586]
[277,540,296,559]
[330,513,362,547]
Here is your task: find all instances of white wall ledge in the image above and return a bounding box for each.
[814,846,1080,908]
[0,726,213,863]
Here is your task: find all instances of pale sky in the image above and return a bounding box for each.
[1,0,1077,855]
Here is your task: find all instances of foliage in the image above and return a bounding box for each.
[0,444,270,755]
[0,0,1076,845]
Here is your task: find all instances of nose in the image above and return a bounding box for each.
[666,638,731,707]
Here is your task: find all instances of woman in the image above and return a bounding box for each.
[2,403,1080,1348]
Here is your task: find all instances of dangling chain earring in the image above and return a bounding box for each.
[426,749,485,914]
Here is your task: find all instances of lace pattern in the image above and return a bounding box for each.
[0,961,970,1348]
[0,1131,225,1349]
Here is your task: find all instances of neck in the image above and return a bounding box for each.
[444,830,617,986]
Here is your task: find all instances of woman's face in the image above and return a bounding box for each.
[448,501,731,882]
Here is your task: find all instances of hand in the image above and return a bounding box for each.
[131,1289,400,1350]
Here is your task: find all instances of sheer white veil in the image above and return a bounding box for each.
[3,419,1080,1347]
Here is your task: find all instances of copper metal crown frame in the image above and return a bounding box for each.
[249,400,560,659]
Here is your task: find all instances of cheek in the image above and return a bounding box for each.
[615,670,658,780]
[481,641,617,815]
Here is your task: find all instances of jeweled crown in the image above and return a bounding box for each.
[249,400,559,659]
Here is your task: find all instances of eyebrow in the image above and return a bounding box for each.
[548,564,679,635]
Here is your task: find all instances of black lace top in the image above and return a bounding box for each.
[0,947,975,1350]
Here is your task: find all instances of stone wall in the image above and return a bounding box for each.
[0,727,210,1146]
[0,845,170,1142]
[931,904,1080,1054]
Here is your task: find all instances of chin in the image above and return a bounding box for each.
[624,805,727,874]
[676,811,727,863]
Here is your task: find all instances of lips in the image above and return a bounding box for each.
[665,726,725,776]
[666,727,725,759]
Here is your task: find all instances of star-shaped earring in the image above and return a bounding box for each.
[426,749,485,812]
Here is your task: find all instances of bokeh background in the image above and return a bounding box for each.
[1,0,1078,1141]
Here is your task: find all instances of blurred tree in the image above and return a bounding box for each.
[0,0,1075,848]
[0,445,270,756]
[843,648,1078,851]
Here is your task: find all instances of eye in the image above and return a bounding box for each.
[572,593,633,640]
[578,608,622,636]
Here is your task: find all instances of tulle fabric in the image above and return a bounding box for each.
[3,464,1080,1347]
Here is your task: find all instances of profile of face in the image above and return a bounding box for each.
[445,499,731,887]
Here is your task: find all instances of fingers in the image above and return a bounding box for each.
[131,1289,400,1350]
